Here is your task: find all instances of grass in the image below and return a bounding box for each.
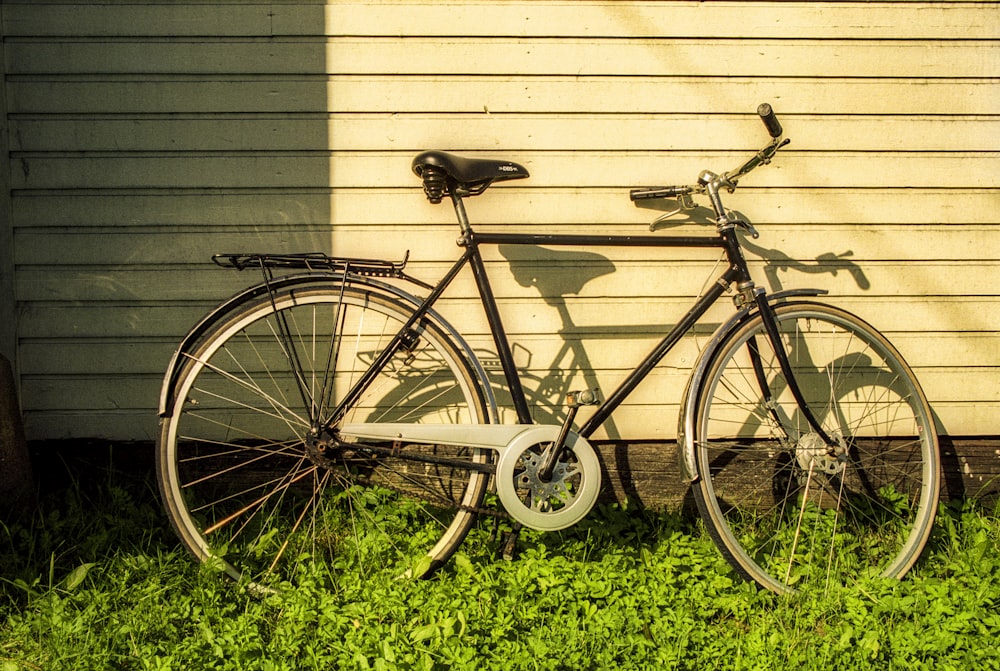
[1,445,998,671]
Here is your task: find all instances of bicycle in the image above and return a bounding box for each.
[156,104,940,594]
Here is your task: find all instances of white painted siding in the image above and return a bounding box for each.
[2,1,997,440]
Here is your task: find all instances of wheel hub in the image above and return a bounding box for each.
[795,432,846,475]
[305,428,342,469]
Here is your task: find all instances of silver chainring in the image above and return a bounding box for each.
[494,426,601,531]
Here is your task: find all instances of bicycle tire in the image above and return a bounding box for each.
[157,280,491,588]
[692,302,939,594]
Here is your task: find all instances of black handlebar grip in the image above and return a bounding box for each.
[757,103,783,138]
[630,186,688,201]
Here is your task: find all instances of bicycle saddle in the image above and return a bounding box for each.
[412,151,529,202]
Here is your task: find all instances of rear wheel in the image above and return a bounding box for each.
[157,281,491,588]
[692,302,939,594]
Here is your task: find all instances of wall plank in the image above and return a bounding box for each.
[10,153,998,189]
[6,2,998,39]
[9,78,997,115]
[7,39,996,78]
[14,224,1000,264]
[10,116,999,152]
[11,189,999,226]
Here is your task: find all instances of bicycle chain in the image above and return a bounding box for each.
[329,452,510,521]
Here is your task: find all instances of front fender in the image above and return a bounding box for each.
[157,273,498,422]
[676,289,827,482]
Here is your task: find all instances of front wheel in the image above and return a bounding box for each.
[157,280,491,588]
[692,302,939,594]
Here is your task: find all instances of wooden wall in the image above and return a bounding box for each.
[1,1,998,446]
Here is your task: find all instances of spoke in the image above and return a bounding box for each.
[268,468,333,574]
[190,468,306,515]
[239,329,293,412]
[176,437,301,464]
[203,463,317,536]
[784,459,815,585]
[182,352,310,430]
[371,372,462,423]
[825,475,847,592]
[181,441,303,491]
[367,455,478,510]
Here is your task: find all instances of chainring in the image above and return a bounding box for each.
[494,426,601,531]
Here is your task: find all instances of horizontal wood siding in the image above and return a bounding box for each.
[2,1,998,446]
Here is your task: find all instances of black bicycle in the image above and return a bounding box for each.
[156,105,940,594]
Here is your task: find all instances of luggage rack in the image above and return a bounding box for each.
[213,251,415,276]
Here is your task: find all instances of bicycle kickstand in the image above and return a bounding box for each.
[500,522,523,561]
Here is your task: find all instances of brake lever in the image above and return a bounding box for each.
[648,193,697,231]
[733,216,760,239]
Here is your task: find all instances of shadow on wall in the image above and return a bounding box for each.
[494,229,871,441]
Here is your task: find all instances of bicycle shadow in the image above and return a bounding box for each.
[644,200,872,293]
[493,227,935,511]
[497,244,622,437]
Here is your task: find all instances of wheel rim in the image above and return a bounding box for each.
[695,304,939,594]
[158,284,489,587]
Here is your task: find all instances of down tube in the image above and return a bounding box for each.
[579,267,740,438]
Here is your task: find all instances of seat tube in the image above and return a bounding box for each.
[450,187,473,234]
[449,190,532,423]
[465,237,533,424]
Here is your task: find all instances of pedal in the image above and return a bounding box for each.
[566,389,601,408]
[500,523,523,561]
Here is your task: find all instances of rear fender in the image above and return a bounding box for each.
[157,273,498,422]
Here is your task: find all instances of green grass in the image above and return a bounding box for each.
[1,446,998,671]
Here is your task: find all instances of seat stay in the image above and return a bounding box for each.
[322,248,476,429]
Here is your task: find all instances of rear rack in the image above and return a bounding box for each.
[212,251,411,279]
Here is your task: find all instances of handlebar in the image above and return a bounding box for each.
[629,185,694,201]
[630,103,788,203]
[757,102,782,138]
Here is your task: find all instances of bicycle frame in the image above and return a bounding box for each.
[330,203,755,442]
[329,171,840,468]
[461,229,737,437]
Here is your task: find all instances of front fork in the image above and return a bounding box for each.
[713,198,836,450]
[749,290,836,448]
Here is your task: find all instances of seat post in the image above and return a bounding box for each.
[449,188,473,234]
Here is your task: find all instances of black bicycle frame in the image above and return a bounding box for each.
[469,230,743,437]
[327,222,756,440]
[326,180,837,447]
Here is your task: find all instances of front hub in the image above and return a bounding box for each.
[795,432,846,476]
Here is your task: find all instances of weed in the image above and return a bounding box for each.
[1,446,998,670]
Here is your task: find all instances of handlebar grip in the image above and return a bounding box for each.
[757,103,783,138]
[630,186,690,201]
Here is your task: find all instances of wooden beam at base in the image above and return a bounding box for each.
[592,438,1000,513]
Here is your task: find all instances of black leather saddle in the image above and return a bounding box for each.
[412,151,529,202]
